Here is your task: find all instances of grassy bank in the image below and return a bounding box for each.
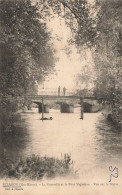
[0,154,76,180]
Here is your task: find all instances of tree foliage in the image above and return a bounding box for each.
[0,0,56,119]
[0,0,55,97]
[93,0,122,98]
[93,0,122,124]
[50,0,96,47]
[76,65,94,89]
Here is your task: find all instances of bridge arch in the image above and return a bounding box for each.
[33,102,49,113]
[59,102,74,113]
[83,102,92,113]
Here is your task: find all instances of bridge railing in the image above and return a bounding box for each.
[38,88,77,96]
[37,88,94,97]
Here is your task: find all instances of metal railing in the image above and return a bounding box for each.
[37,88,94,97]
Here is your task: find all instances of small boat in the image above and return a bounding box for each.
[40,117,53,120]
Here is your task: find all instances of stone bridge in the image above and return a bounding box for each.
[27,95,102,117]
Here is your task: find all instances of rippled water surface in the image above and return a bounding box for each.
[1,108,122,180]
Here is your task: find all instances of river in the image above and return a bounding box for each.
[1,108,122,181]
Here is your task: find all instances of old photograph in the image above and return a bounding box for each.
[0,0,122,194]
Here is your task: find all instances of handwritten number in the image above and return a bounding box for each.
[109,166,118,182]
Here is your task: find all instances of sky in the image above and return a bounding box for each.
[38,14,95,92]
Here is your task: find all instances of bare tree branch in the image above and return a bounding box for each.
[57,0,79,22]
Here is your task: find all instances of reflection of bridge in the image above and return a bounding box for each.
[27,88,101,120]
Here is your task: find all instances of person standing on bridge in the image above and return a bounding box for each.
[58,86,61,96]
[63,87,66,96]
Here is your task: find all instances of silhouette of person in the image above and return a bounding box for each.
[58,86,60,96]
[63,87,66,96]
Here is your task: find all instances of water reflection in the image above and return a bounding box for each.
[95,116,122,165]
[0,114,30,161]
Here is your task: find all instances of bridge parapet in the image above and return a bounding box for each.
[37,88,94,97]
[38,88,77,96]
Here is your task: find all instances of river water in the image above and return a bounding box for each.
[1,108,122,181]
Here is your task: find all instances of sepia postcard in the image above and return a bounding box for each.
[0,0,122,194]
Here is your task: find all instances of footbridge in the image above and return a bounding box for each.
[27,88,102,119]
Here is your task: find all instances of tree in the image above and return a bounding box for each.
[0,0,55,131]
[92,0,122,124]
[0,0,55,106]
[95,0,121,91]
[76,65,94,89]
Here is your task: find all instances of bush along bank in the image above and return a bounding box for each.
[0,154,76,180]
[102,95,122,129]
